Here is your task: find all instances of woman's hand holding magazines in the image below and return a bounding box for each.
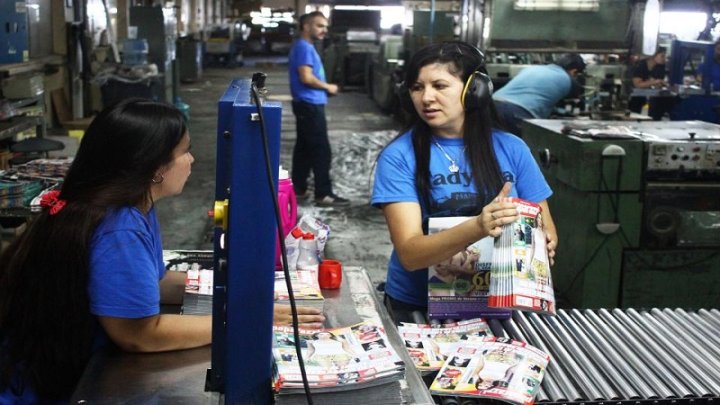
[476,182,519,238]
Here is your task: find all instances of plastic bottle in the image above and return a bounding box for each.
[281,227,305,271]
[296,233,319,272]
[275,166,298,269]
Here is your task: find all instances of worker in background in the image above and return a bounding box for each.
[0,99,324,403]
[492,53,586,136]
[372,41,557,324]
[697,39,720,92]
[629,47,674,120]
[288,11,349,207]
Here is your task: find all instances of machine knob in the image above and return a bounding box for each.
[538,148,556,169]
[213,200,229,230]
[648,207,680,238]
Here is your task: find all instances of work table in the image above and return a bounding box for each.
[70,266,434,404]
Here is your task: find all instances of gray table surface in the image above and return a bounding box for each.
[70,266,434,404]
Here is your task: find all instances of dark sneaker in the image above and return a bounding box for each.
[315,194,351,207]
[295,189,311,201]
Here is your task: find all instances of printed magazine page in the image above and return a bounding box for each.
[163,250,214,295]
[272,321,405,393]
[429,337,550,405]
[489,199,555,315]
[428,217,512,320]
[274,269,325,310]
[398,318,494,372]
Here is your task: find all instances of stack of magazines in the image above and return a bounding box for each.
[16,157,73,178]
[489,198,556,315]
[427,217,511,320]
[274,269,325,310]
[398,318,493,372]
[429,337,550,405]
[0,179,43,209]
[163,250,214,315]
[272,320,405,401]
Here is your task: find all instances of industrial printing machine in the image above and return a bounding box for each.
[523,119,720,311]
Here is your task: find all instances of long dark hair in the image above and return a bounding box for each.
[401,41,505,212]
[0,98,187,400]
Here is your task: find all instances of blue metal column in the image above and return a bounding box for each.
[211,78,282,403]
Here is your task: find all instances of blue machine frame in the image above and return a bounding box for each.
[668,40,720,124]
[668,39,715,93]
[210,78,282,403]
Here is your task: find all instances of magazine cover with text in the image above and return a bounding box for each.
[398,318,493,372]
[272,321,405,393]
[274,269,325,310]
[427,217,512,320]
[163,250,214,295]
[489,199,555,315]
[429,337,550,405]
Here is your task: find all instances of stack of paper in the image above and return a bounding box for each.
[489,198,555,316]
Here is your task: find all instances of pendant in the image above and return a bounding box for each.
[449,163,460,173]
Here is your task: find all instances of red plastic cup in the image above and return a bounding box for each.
[319,260,342,289]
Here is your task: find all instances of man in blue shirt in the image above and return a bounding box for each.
[493,54,586,136]
[288,11,349,207]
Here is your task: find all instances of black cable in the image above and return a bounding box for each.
[251,83,314,405]
[556,234,611,303]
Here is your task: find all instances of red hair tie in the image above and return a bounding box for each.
[40,190,67,215]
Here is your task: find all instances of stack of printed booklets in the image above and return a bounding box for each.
[162,250,214,315]
[16,157,73,178]
[274,269,325,310]
[427,217,511,320]
[489,198,556,315]
[429,337,550,405]
[272,320,405,404]
[0,179,44,209]
[397,318,493,373]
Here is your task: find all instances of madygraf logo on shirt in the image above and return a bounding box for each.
[429,170,516,217]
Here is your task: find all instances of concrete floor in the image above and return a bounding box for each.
[155,57,402,288]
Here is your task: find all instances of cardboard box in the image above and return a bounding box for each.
[1,73,44,99]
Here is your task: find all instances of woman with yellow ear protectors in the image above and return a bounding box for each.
[370,41,558,324]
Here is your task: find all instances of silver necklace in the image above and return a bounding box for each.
[432,140,464,173]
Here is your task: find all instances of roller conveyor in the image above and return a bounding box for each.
[435,308,720,405]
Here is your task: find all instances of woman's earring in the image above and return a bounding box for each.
[152,173,165,184]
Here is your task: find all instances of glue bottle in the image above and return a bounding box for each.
[296,233,319,272]
[275,166,298,269]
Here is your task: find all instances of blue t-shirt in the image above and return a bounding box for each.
[288,38,327,105]
[371,129,552,306]
[1,206,164,403]
[89,206,165,320]
[493,64,571,118]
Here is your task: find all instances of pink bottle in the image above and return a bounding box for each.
[275,166,298,269]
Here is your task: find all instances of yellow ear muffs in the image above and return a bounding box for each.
[461,71,493,111]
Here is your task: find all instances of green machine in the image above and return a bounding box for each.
[523,119,720,309]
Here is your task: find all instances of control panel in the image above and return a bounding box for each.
[647,142,720,172]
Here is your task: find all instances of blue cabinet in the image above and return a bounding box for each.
[0,0,29,64]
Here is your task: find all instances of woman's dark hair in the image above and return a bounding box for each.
[400,41,505,211]
[0,98,187,400]
[312,331,338,340]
